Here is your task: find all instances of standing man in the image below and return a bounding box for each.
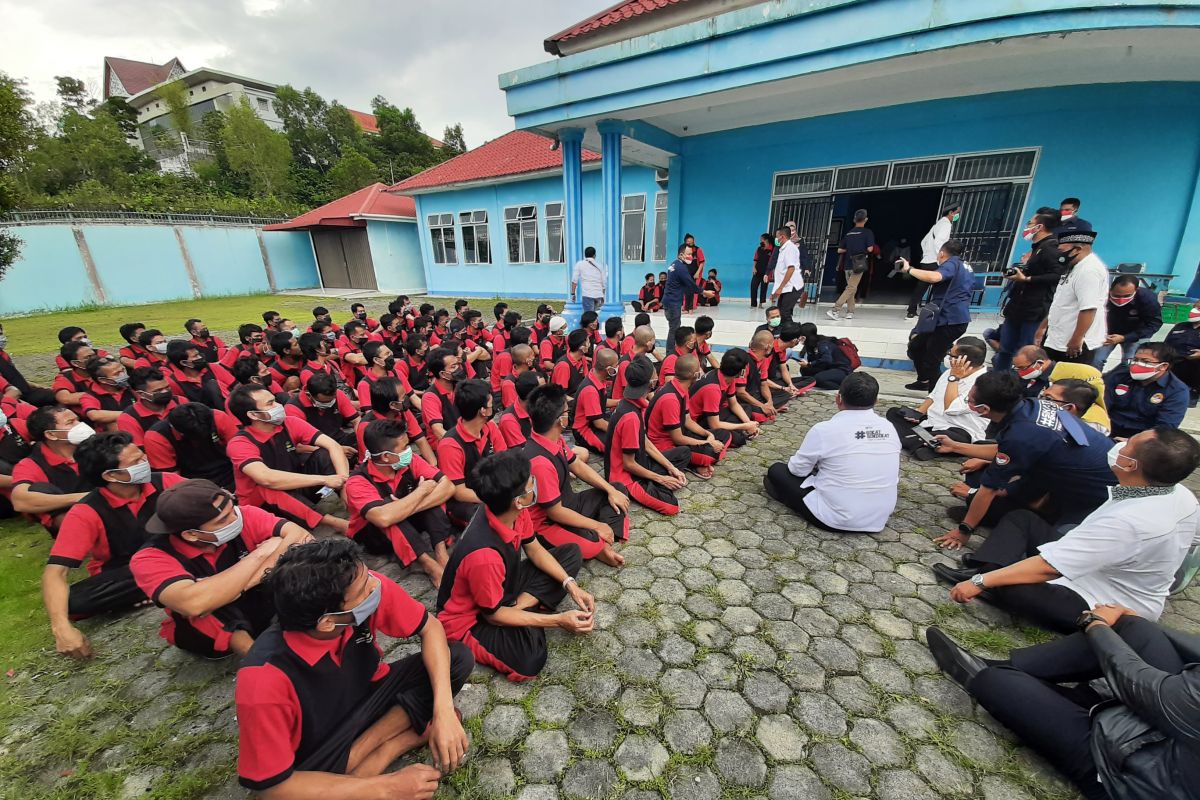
[994,207,1064,370]
[907,204,960,319]
[828,209,875,321]
[1054,196,1091,235]
[1038,228,1108,364]
[1096,274,1163,371]
[662,243,715,349]
[769,224,805,324]
[898,240,974,392]
[571,246,607,314]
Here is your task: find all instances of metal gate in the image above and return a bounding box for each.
[940,183,1029,275]
[311,229,378,290]
[769,196,834,304]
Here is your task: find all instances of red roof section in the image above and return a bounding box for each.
[263,183,416,231]
[547,0,683,46]
[389,131,600,193]
[103,56,184,98]
[348,109,444,147]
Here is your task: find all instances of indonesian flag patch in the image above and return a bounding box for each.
[994,453,1011,466]
[1114,384,1129,396]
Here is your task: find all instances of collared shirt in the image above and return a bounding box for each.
[572,257,607,299]
[920,217,952,264]
[1106,286,1163,341]
[928,257,973,327]
[1046,252,1109,350]
[785,408,900,532]
[344,458,444,538]
[1104,366,1189,433]
[437,421,508,483]
[1040,484,1199,619]
[662,259,703,307]
[773,240,803,292]
[921,368,989,441]
[437,509,535,642]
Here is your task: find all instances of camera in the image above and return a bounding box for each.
[1003,263,1021,278]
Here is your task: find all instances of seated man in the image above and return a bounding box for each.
[498,340,535,410]
[164,340,229,407]
[117,367,184,445]
[658,326,696,383]
[117,322,148,369]
[538,317,570,373]
[648,355,729,479]
[498,371,543,448]
[335,320,372,387]
[938,426,1200,633]
[185,318,227,363]
[933,371,1116,548]
[600,316,625,354]
[236,538,471,795]
[550,330,591,397]
[612,325,657,402]
[688,348,760,449]
[132,479,312,657]
[797,324,855,389]
[570,347,616,455]
[887,336,990,460]
[742,330,804,420]
[220,323,267,369]
[10,405,93,534]
[146,402,239,490]
[767,322,817,394]
[1104,342,1188,438]
[299,330,341,386]
[0,400,33,518]
[764,372,900,534]
[693,315,720,373]
[438,449,592,682]
[1165,303,1200,404]
[356,339,404,410]
[926,609,1200,800]
[53,340,97,408]
[753,306,781,338]
[344,420,455,586]
[285,371,361,453]
[266,331,305,393]
[78,356,134,431]
[43,432,184,658]
[0,322,56,407]
[437,380,509,526]
[226,385,351,534]
[604,358,690,516]
[1012,345,1110,434]
[631,273,662,313]
[356,377,434,465]
[698,268,722,306]
[524,384,631,567]
[422,347,465,449]
[131,328,169,369]
[53,326,108,373]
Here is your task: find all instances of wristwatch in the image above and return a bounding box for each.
[562,576,576,590]
[957,522,975,536]
[970,573,986,589]
[947,375,959,383]
[1076,611,1106,631]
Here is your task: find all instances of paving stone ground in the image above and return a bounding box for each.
[3,383,1200,800]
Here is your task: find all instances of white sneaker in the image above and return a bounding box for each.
[845,312,854,320]
[825,310,839,321]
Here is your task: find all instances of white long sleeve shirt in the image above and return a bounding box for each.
[920,216,952,264]
[572,258,607,299]
[920,367,990,441]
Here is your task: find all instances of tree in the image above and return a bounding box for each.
[441,123,466,156]
[95,97,139,138]
[55,76,92,113]
[157,79,194,138]
[21,110,154,195]
[371,96,438,180]
[0,73,35,278]
[273,85,362,173]
[328,149,379,195]
[221,98,292,198]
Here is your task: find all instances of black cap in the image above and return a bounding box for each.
[1058,228,1097,245]
[145,479,230,534]
[623,356,655,399]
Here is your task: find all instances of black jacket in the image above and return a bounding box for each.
[1003,234,1064,322]
[1089,624,1200,799]
[1106,287,1163,341]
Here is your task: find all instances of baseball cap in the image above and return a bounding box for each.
[549,316,568,334]
[145,479,231,534]
[623,356,656,399]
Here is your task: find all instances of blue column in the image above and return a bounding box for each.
[597,120,625,320]
[559,127,585,329]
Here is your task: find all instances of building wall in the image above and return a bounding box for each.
[0,224,318,315]
[675,81,1200,296]
[365,220,426,293]
[413,166,668,299]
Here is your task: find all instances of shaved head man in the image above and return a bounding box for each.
[613,326,659,403]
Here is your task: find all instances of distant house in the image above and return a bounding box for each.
[346,108,445,148]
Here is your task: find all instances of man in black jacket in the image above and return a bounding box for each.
[995,207,1064,371]
[1095,274,1163,371]
[927,609,1200,800]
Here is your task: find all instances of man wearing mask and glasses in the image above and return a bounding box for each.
[1096,275,1162,371]
[1104,342,1188,439]
[131,479,312,657]
[43,432,185,659]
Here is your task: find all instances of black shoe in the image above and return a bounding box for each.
[905,311,917,319]
[905,381,932,391]
[931,562,978,586]
[926,626,988,691]
[945,505,968,524]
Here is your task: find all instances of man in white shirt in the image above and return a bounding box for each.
[769,224,804,324]
[887,335,989,460]
[570,246,607,313]
[942,426,1200,632]
[1038,229,1108,364]
[764,372,900,533]
[906,204,960,318]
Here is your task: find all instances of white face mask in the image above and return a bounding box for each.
[1107,442,1137,473]
[59,422,96,446]
[192,507,244,546]
[108,458,152,485]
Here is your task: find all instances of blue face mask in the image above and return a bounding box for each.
[333,578,381,628]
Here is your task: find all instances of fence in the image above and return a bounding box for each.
[0,210,288,227]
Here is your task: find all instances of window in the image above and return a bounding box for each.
[621,194,646,262]
[890,158,950,187]
[257,97,270,112]
[459,210,490,264]
[504,205,539,263]
[834,163,889,191]
[651,192,668,262]
[951,150,1037,183]
[428,213,457,264]
[545,202,564,263]
[773,169,833,197]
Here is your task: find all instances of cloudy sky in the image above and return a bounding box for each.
[0,0,611,146]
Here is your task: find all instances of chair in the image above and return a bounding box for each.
[1116,263,1145,274]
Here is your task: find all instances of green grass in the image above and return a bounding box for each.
[0,517,55,668]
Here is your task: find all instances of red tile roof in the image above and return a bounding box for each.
[103,56,185,99]
[348,109,444,147]
[388,131,600,193]
[546,0,684,50]
[263,183,416,231]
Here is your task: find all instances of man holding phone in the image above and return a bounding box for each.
[886,336,990,460]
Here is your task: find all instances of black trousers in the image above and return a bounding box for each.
[777,289,802,323]
[763,463,875,534]
[963,509,1087,633]
[291,643,474,777]
[445,498,480,528]
[664,304,682,356]
[356,506,455,565]
[970,616,1186,800]
[68,565,146,618]
[555,484,630,544]
[884,407,972,461]
[1173,359,1200,392]
[467,544,582,679]
[716,409,750,448]
[1044,344,1094,365]
[749,273,770,306]
[803,367,851,389]
[907,323,968,385]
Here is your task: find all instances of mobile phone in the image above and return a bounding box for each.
[912,425,938,447]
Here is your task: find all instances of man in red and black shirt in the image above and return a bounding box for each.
[146,402,239,490]
[132,479,312,657]
[689,348,760,449]
[357,340,409,410]
[356,377,434,465]
[523,384,630,567]
[436,380,508,526]
[659,326,697,383]
[497,372,543,449]
[266,332,305,393]
[600,316,625,355]
[604,358,691,516]
[551,330,591,397]
[117,367,185,445]
[185,318,228,363]
[570,347,616,455]
[0,395,33,517]
[612,325,657,403]
[10,405,93,533]
[397,335,432,399]
[422,347,465,449]
[221,324,268,369]
[770,321,819,394]
[43,432,185,658]
[117,322,148,369]
[78,356,134,430]
[694,316,721,373]
[226,385,351,534]
[345,419,455,587]
[336,320,373,388]
[53,326,110,374]
[495,336,533,410]
[164,341,230,407]
[632,273,662,313]
[529,304,554,347]
[648,355,730,479]
[285,371,360,453]
[349,302,380,333]
[739,330,791,422]
[438,449,591,681]
[489,304,510,350]
[131,329,170,369]
[297,332,341,388]
[538,317,569,373]
[236,537,472,795]
[53,340,97,408]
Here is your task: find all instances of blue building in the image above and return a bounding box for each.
[393,0,1200,322]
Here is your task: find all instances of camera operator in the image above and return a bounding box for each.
[994,207,1064,371]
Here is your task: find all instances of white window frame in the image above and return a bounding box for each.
[621,193,646,263]
[427,213,457,265]
[651,192,668,262]
[458,209,491,265]
[544,202,565,263]
[504,204,540,264]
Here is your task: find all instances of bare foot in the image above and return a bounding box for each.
[949,481,971,500]
[692,465,714,479]
[597,546,626,567]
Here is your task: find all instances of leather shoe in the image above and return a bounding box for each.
[932,562,978,586]
[926,626,988,690]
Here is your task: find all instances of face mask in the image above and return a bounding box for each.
[376,356,396,372]
[254,404,287,425]
[79,337,91,346]
[443,367,466,383]
[289,329,300,339]
[1057,247,1080,267]
[0,410,7,428]
[1107,442,1137,472]
[143,389,173,406]
[1016,362,1044,381]
[951,213,961,222]
[1021,225,1039,241]
[1109,295,1135,307]
[191,506,244,546]
[0,335,7,350]
[323,332,337,341]
[310,394,337,409]
[1190,308,1200,324]
[967,401,989,417]
[352,337,367,346]
[355,312,367,320]
[108,458,152,485]
[65,422,96,446]
[106,372,130,388]
[389,400,411,415]
[515,478,538,510]
[185,355,207,370]
[1061,212,1074,221]
[1129,362,1163,381]
[149,342,166,354]
[383,447,413,470]
[768,317,781,328]
[774,238,781,247]
[197,328,210,338]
